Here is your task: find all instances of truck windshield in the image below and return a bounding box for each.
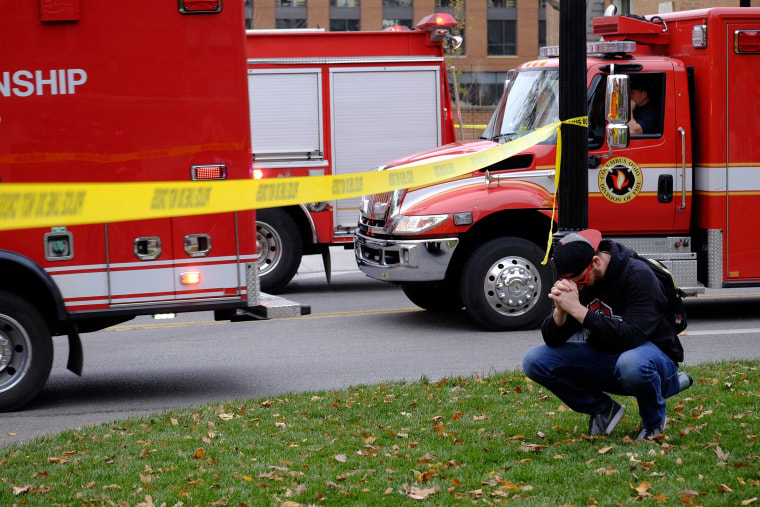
[483,69,559,143]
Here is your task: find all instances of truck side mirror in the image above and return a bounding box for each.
[605,73,630,149]
[605,124,630,149]
[446,35,463,51]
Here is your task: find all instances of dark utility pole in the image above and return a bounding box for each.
[557,0,589,235]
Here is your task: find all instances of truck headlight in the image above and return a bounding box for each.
[392,214,449,234]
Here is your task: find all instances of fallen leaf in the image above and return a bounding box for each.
[468,488,484,499]
[519,443,548,453]
[715,446,730,461]
[335,454,347,463]
[631,481,652,496]
[12,484,32,495]
[408,485,440,500]
[413,469,437,483]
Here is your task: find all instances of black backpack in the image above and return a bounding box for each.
[631,253,688,333]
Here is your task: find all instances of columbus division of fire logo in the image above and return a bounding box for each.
[598,157,643,203]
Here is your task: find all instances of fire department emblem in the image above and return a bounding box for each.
[598,157,642,204]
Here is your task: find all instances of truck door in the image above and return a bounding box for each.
[725,24,760,280]
[106,214,243,306]
[330,66,443,235]
[587,64,690,234]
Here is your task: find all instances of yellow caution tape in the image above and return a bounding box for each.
[0,119,584,232]
[542,116,590,264]
[454,124,488,130]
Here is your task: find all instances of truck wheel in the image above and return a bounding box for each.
[256,209,303,294]
[0,291,53,412]
[401,282,463,312]
[461,237,553,331]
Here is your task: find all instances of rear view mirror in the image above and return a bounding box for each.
[605,124,630,149]
[606,74,629,124]
[605,73,630,149]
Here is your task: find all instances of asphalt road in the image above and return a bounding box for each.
[1,247,759,446]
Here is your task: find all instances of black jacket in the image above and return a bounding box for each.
[541,240,684,363]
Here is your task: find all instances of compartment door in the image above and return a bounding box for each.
[725,24,760,280]
[330,66,442,232]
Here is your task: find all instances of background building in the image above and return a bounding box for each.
[245,0,757,135]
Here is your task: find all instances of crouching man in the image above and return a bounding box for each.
[522,229,690,440]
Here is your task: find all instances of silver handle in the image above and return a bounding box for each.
[678,126,687,212]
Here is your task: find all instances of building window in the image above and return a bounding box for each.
[244,0,253,29]
[330,18,360,30]
[487,0,517,55]
[331,0,360,30]
[488,20,516,55]
[382,18,413,29]
[458,71,509,106]
[538,0,546,47]
[383,0,413,30]
[276,18,308,28]
[276,0,307,29]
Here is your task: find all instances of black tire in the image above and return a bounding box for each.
[0,291,53,412]
[256,209,303,294]
[460,237,553,331]
[401,282,464,312]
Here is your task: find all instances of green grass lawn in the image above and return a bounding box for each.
[2,361,758,506]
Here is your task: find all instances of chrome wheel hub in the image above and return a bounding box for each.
[256,222,283,276]
[0,332,10,372]
[483,256,541,317]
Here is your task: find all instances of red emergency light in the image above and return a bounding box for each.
[179,0,221,14]
[415,13,458,31]
[384,25,412,32]
[735,30,760,54]
[192,164,227,180]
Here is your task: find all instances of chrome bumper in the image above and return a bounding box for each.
[354,232,459,282]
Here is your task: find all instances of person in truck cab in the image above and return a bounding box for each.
[522,229,690,441]
[627,78,658,135]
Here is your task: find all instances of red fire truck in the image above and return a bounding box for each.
[0,2,301,411]
[355,7,760,331]
[247,16,460,292]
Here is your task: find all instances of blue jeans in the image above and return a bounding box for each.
[522,341,680,429]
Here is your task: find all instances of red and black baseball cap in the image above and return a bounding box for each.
[552,229,602,277]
